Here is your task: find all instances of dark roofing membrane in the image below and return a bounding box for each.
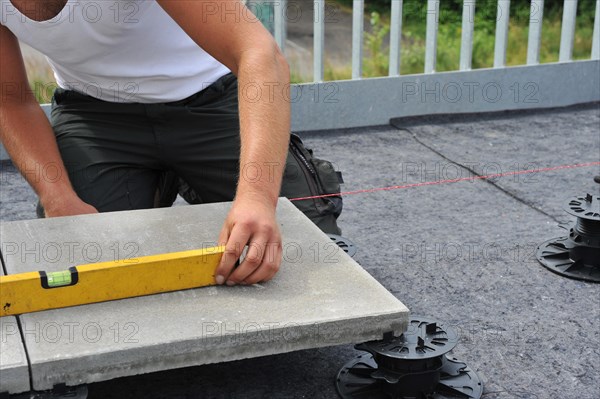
[1,102,599,398]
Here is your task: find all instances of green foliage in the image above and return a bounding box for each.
[336,0,395,14]
[30,81,57,104]
[23,52,57,103]
[400,29,424,74]
[338,0,595,19]
[364,12,391,76]
[317,0,596,81]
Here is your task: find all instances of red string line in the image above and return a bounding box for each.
[288,161,600,202]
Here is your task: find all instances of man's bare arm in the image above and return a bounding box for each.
[157,0,291,285]
[0,26,97,217]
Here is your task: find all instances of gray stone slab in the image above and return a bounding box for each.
[0,199,408,391]
[0,267,31,394]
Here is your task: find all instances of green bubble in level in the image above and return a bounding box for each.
[47,270,72,288]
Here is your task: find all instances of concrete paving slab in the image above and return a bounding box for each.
[0,199,408,391]
[0,266,31,394]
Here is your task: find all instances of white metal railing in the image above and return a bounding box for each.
[559,0,579,61]
[272,0,600,131]
[272,0,599,81]
[527,0,544,65]
[493,0,510,67]
[425,0,440,73]
[352,0,365,79]
[313,0,326,82]
[594,0,600,59]
[388,0,403,75]
[460,0,476,70]
[274,1,287,53]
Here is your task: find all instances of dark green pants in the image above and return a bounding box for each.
[50,73,341,234]
[52,73,246,211]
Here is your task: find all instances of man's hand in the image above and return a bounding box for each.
[215,197,282,286]
[41,191,98,218]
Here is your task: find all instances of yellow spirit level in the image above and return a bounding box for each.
[0,246,225,317]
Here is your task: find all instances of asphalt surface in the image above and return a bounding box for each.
[1,102,599,398]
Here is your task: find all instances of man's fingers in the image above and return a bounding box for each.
[215,225,250,285]
[226,237,268,284]
[214,201,283,286]
[217,224,230,247]
[241,241,282,285]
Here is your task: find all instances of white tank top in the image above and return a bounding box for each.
[0,0,231,103]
